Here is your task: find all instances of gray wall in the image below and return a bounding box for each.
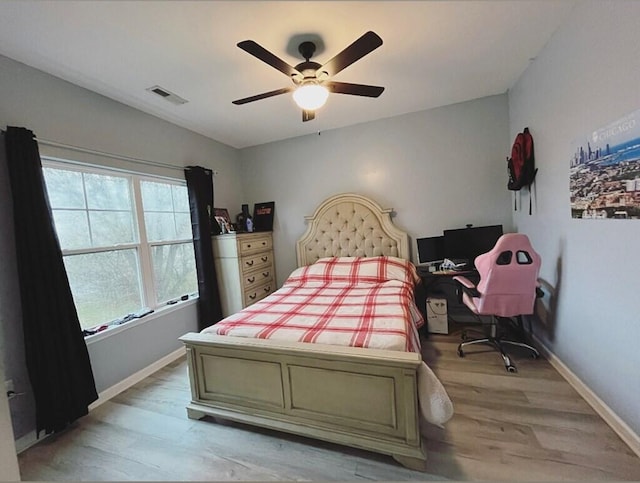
[239,94,513,285]
[509,1,640,435]
[0,54,244,440]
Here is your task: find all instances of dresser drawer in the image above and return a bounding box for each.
[238,234,272,255]
[212,231,275,317]
[243,281,275,307]
[241,263,275,290]
[240,251,273,273]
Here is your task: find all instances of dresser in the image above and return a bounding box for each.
[212,231,276,317]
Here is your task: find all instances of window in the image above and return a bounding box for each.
[42,161,198,331]
[140,180,197,305]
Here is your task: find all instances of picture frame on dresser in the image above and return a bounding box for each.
[213,207,232,233]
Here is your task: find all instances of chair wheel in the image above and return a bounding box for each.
[506,365,517,373]
[457,348,465,358]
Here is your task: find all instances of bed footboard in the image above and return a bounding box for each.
[179,332,426,469]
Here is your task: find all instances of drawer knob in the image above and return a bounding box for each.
[261,241,266,246]
[261,256,268,262]
[246,260,254,266]
[262,272,269,278]
[247,244,252,248]
[249,293,257,300]
[247,276,255,283]
[264,286,271,292]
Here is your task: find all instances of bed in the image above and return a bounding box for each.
[179,193,453,470]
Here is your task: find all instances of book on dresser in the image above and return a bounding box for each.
[211,231,276,317]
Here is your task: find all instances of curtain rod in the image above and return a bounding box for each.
[35,137,184,172]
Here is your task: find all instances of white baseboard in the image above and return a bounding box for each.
[15,429,39,454]
[532,333,640,458]
[88,346,185,411]
[16,347,185,454]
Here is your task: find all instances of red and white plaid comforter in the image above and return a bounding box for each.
[202,256,424,353]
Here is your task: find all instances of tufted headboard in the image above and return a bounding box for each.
[296,193,410,267]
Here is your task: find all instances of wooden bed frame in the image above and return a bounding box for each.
[179,193,427,470]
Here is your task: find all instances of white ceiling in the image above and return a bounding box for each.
[0,1,577,149]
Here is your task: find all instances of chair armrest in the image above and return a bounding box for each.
[452,275,475,289]
[453,275,481,298]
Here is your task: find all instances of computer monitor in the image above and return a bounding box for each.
[416,236,445,263]
[443,225,503,266]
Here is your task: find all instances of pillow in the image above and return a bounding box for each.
[284,256,419,287]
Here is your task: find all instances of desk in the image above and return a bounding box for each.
[415,267,479,335]
[421,268,476,286]
[417,267,478,298]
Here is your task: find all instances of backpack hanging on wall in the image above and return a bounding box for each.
[507,127,538,214]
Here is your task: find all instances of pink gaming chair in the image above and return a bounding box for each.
[453,233,541,372]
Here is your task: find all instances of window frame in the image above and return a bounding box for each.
[137,175,196,305]
[41,157,198,334]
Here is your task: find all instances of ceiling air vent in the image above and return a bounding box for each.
[146,85,188,105]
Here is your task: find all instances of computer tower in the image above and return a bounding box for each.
[426,297,448,334]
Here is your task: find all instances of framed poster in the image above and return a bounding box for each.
[253,201,275,232]
[570,108,640,219]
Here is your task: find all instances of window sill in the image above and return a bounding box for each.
[84,297,198,346]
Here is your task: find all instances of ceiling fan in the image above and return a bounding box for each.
[232,31,385,122]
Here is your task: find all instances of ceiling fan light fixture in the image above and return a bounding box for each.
[233,32,384,121]
[293,82,329,110]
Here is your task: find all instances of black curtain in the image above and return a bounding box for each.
[3,127,98,435]
[185,166,223,330]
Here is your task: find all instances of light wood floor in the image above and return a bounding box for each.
[18,326,640,481]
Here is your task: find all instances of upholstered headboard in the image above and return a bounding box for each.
[296,193,410,267]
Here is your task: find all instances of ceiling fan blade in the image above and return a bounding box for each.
[232,87,293,105]
[302,110,315,122]
[237,40,301,78]
[319,31,383,78]
[324,81,385,98]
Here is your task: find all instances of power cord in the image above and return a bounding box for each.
[6,390,25,400]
